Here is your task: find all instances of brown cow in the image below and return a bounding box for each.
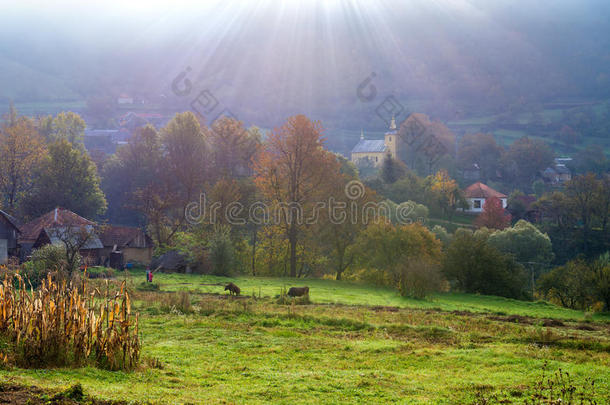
[287,286,309,297]
[224,282,241,296]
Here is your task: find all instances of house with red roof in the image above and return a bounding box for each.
[19,208,154,267]
[462,182,507,213]
[19,208,94,259]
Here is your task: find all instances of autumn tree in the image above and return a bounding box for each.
[457,133,503,182]
[397,113,454,175]
[570,145,609,175]
[501,137,554,190]
[428,169,466,221]
[353,222,442,297]
[22,139,106,219]
[135,112,209,245]
[474,196,511,230]
[111,114,208,246]
[101,125,162,226]
[49,111,86,146]
[317,162,377,280]
[564,173,602,255]
[162,112,208,203]
[598,174,610,233]
[208,117,261,179]
[0,110,46,210]
[254,115,340,278]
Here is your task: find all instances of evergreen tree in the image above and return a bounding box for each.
[381,154,399,184]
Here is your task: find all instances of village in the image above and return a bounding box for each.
[1,1,609,404]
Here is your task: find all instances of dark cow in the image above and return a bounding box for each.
[224,282,241,296]
[287,286,309,297]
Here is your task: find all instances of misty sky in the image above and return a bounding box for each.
[1,0,609,127]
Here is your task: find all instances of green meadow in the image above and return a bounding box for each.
[1,271,608,404]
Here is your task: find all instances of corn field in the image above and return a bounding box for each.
[0,272,139,370]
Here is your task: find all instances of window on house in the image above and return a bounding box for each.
[389,137,392,142]
[474,200,482,209]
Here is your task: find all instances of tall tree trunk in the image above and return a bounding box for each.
[336,249,344,280]
[251,227,257,276]
[289,226,297,278]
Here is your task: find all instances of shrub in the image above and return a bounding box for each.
[488,220,554,282]
[442,229,528,299]
[353,222,442,295]
[537,256,610,311]
[431,225,451,248]
[22,244,80,288]
[592,252,610,310]
[209,226,236,276]
[0,273,139,370]
[398,260,443,299]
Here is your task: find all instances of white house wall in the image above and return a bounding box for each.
[465,198,507,213]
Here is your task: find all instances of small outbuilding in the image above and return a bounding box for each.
[0,210,20,264]
[99,225,154,267]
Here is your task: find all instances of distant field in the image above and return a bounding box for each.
[9,100,85,117]
[448,101,610,155]
[1,271,608,404]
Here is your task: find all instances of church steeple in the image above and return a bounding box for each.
[389,115,397,131]
[360,128,364,140]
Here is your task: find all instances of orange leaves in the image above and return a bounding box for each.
[475,196,511,230]
[254,115,339,205]
[253,115,343,277]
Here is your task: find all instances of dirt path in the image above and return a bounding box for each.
[0,382,126,405]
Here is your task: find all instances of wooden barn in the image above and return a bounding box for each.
[99,225,154,268]
[0,210,20,264]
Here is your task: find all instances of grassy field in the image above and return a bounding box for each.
[1,271,608,404]
[10,100,86,116]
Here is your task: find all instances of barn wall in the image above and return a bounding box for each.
[0,239,7,264]
[123,247,153,265]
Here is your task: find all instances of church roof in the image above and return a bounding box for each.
[351,139,387,154]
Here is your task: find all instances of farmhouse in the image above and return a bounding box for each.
[99,225,154,267]
[32,225,104,265]
[463,182,507,213]
[542,164,572,185]
[0,210,20,264]
[18,207,96,260]
[350,117,398,167]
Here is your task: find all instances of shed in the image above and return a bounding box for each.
[0,210,20,264]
